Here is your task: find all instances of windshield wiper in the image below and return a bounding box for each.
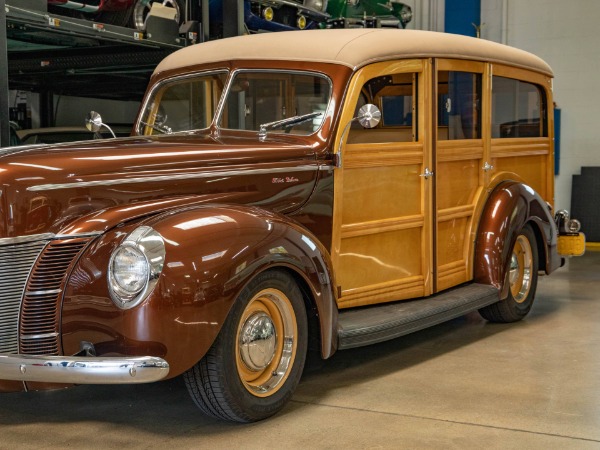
[139,120,172,135]
[258,112,322,139]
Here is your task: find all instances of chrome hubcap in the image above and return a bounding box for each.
[239,312,277,371]
[235,288,297,397]
[509,234,533,303]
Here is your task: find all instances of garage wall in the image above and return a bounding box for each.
[482,0,600,211]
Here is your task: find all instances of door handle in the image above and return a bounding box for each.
[420,168,434,179]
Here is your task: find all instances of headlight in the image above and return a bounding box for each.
[111,246,148,295]
[303,0,328,13]
[400,5,413,25]
[108,226,165,309]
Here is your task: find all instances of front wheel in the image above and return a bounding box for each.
[479,224,539,323]
[184,270,308,422]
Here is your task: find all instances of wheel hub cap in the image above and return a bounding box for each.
[509,235,533,303]
[239,312,277,371]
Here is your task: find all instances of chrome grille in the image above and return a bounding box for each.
[0,237,49,354]
[20,239,90,355]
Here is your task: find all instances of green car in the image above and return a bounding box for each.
[326,0,413,28]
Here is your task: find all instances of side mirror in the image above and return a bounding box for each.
[335,104,382,168]
[356,104,381,129]
[85,111,116,138]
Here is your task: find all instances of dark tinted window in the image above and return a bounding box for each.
[492,76,547,138]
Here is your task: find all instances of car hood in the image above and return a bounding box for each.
[0,131,326,238]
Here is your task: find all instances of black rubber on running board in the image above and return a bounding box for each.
[338,283,499,349]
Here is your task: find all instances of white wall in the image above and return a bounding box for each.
[482,0,600,210]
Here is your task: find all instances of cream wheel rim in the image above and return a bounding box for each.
[236,288,298,397]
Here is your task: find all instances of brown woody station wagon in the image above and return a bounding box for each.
[0,29,585,422]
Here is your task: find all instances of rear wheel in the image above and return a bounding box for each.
[479,224,539,323]
[184,270,308,422]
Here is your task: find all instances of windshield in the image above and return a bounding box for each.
[220,71,331,135]
[138,70,331,136]
[138,71,227,135]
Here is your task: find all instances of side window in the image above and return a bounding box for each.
[348,73,417,144]
[438,71,482,140]
[492,76,547,138]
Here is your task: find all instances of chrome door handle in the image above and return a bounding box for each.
[420,168,434,179]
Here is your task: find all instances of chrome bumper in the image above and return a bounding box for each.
[0,354,169,384]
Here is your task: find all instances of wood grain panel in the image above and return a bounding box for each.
[342,164,422,224]
[338,227,423,292]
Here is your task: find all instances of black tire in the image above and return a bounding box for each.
[184,270,308,422]
[131,0,185,31]
[479,224,539,323]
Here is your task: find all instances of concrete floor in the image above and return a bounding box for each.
[2,252,600,449]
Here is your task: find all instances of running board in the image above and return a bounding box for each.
[338,283,499,350]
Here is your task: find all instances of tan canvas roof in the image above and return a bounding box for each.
[154,29,553,77]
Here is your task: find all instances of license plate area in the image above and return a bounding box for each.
[557,233,586,256]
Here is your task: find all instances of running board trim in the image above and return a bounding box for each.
[338,283,499,349]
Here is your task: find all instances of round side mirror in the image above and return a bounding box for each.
[85,111,103,132]
[357,104,382,129]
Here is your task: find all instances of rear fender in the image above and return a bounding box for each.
[474,181,560,299]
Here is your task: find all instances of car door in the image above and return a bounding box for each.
[331,60,434,308]
[434,60,487,292]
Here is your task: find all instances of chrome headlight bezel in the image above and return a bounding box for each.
[303,0,328,13]
[108,226,166,310]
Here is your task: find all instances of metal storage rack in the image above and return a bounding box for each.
[1,0,242,146]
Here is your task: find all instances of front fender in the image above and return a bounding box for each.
[474,181,560,298]
[62,204,337,378]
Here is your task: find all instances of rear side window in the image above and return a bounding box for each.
[438,71,482,140]
[492,76,547,138]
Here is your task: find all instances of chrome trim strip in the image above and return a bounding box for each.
[24,289,62,296]
[27,165,326,192]
[0,232,101,246]
[0,354,169,384]
[0,233,54,246]
[20,332,59,341]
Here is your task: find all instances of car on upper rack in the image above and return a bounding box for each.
[0,29,585,422]
[46,0,411,33]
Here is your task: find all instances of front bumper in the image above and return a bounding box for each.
[0,354,169,384]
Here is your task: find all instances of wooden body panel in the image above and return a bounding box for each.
[333,60,433,308]
[332,58,555,308]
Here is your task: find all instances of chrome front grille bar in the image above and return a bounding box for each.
[0,236,49,354]
[0,232,100,355]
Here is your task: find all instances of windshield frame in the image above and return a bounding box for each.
[136,69,229,136]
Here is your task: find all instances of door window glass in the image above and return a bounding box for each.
[348,73,417,144]
[438,71,482,140]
